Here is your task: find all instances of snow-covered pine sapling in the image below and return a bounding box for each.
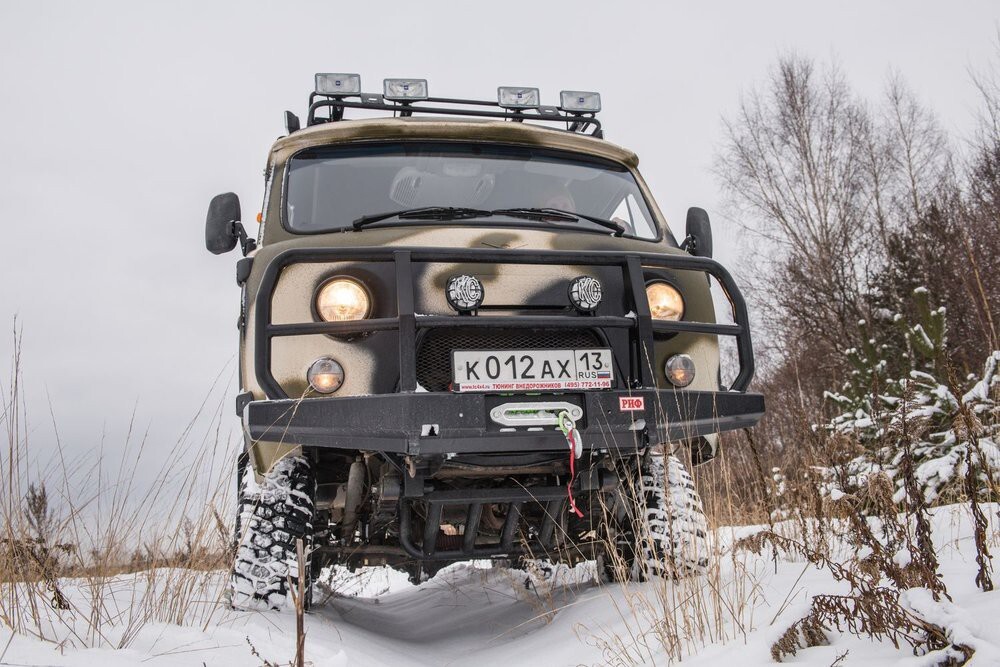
[824,318,894,441]
[900,287,947,377]
[822,287,999,506]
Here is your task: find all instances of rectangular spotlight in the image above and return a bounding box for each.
[559,90,602,113]
[383,78,428,101]
[314,73,362,96]
[497,86,540,109]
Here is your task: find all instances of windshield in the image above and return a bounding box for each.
[284,142,663,240]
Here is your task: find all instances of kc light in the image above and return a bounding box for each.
[559,90,602,113]
[383,78,428,101]
[568,276,603,312]
[497,86,540,109]
[665,354,696,387]
[646,281,684,321]
[315,277,371,322]
[315,73,361,96]
[446,275,485,312]
[308,357,345,393]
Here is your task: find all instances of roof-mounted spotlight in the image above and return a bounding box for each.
[497,86,540,109]
[383,78,428,101]
[559,90,602,113]
[315,73,362,96]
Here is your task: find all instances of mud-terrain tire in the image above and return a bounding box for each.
[230,455,316,610]
[603,454,709,582]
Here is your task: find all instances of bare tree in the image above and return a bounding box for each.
[715,54,960,469]
[878,38,1000,372]
[717,54,955,384]
[879,72,953,225]
[961,35,1000,354]
[716,55,879,364]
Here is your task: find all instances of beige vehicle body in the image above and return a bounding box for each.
[208,87,763,575]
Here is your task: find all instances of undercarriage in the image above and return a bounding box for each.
[232,437,712,609]
[313,446,626,574]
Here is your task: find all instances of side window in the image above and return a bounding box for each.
[609,194,655,239]
[627,195,654,239]
[610,198,629,225]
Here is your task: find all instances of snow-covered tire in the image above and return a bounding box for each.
[230,455,315,610]
[606,454,709,581]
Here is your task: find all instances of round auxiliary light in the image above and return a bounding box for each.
[665,354,696,387]
[315,277,371,322]
[307,357,345,394]
[568,276,603,312]
[446,274,485,312]
[646,281,684,321]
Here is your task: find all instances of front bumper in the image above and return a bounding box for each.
[246,388,764,455]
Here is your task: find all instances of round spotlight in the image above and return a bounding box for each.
[664,354,696,387]
[446,275,485,312]
[568,276,603,312]
[307,357,345,394]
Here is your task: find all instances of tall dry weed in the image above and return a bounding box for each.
[0,330,239,649]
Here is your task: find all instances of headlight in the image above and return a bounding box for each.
[315,277,371,322]
[646,281,684,321]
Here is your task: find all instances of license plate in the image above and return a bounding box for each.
[451,348,614,392]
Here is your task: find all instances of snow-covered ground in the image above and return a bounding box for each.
[2,504,998,666]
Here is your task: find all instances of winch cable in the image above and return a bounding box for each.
[557,411,585,518]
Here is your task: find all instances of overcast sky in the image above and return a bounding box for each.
[1,0,997,476]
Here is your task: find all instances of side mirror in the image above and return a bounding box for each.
[684,207,713,258]
[205,192,243,255]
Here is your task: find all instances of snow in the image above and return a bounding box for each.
[900,588,1000,664]
[2,504,997,666]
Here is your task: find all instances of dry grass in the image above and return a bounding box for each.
[0,332,238,649]
[572,364,998,665]
[2,325,995,664]
[573,448,772,664]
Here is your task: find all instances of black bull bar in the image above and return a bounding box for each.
[246,246,764,453]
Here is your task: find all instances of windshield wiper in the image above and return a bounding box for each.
[352,206,493,230]
[492,207,626,236]
[352,205,626,236]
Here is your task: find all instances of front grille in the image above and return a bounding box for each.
[415,327,605,391]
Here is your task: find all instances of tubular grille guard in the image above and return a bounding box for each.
[253,247,755,400]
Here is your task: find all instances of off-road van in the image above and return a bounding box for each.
[206,75,764,608]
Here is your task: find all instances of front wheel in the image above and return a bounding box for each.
[603,453,709,582]
[230,455,316,610]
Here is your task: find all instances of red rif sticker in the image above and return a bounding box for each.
[619,396,645,412]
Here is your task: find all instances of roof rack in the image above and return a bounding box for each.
[305,94,602,137]
[292,89,603,138]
